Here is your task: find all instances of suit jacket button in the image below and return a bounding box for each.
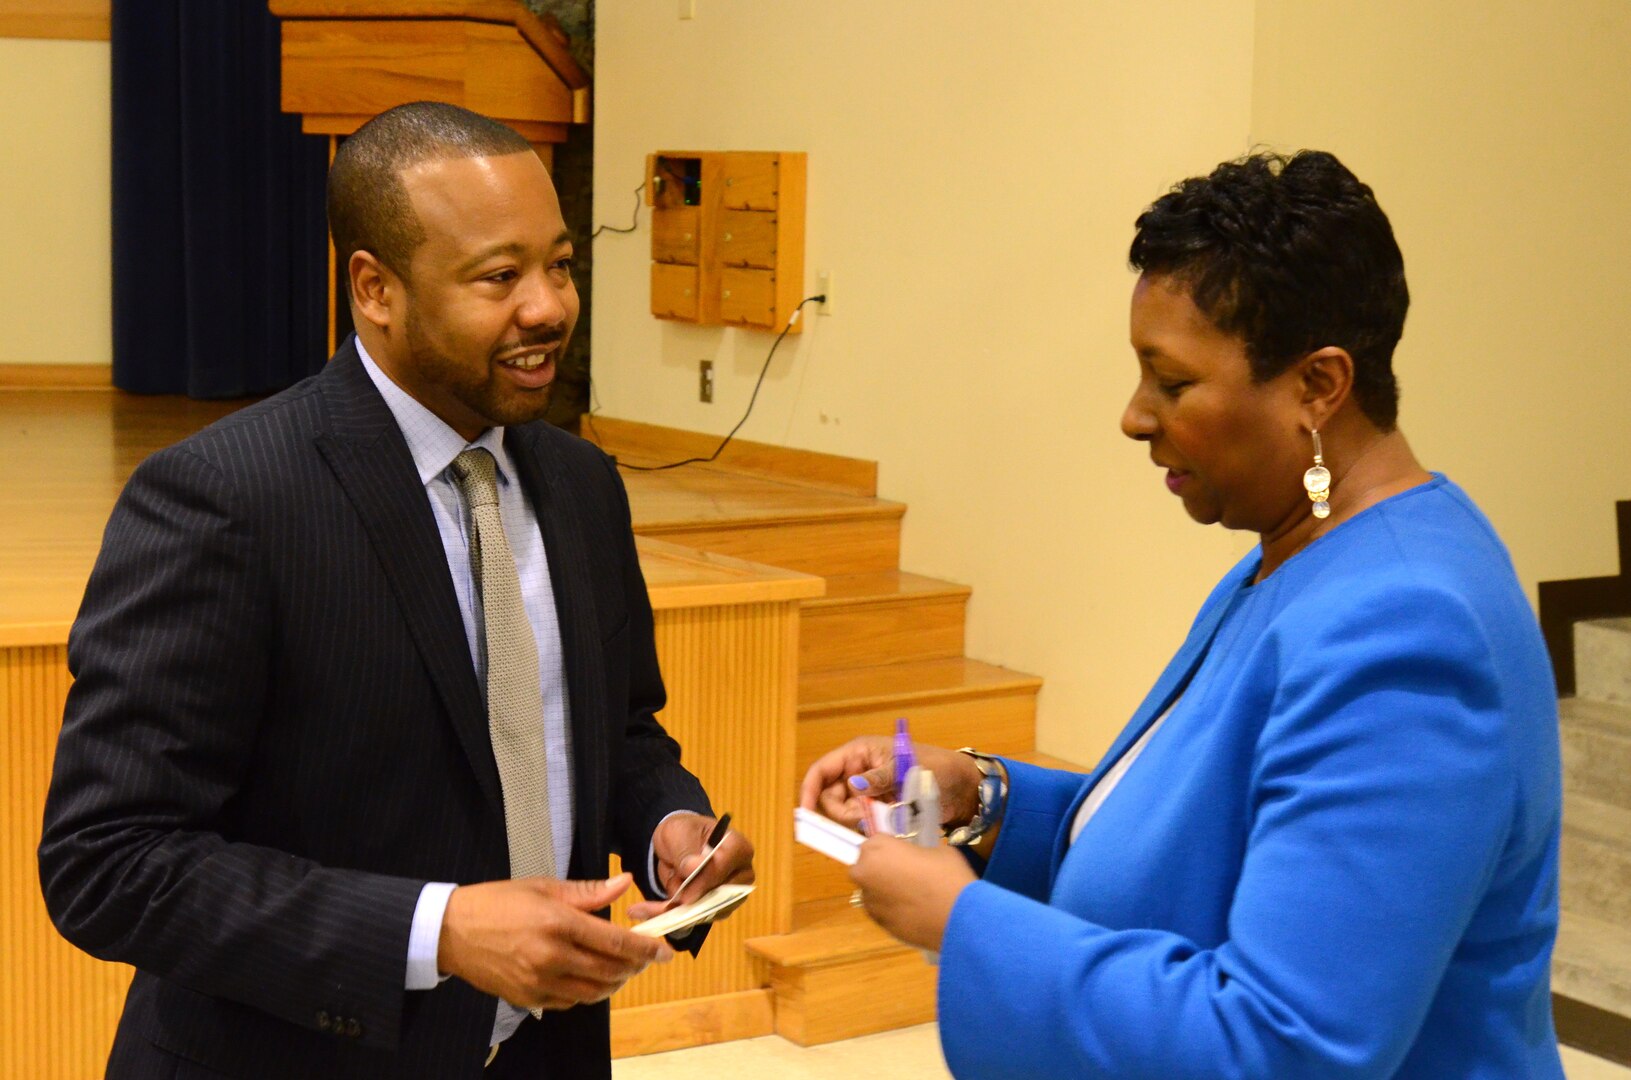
[346,1019,362,1038]
[316,1010,332,1032]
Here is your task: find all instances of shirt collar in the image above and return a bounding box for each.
[355,335,512,487]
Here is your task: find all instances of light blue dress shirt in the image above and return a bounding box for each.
[357,341,573,1046]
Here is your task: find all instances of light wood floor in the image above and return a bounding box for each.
[0,389,891,642]
[0,389,251,643]
[611,1023,1631,1080]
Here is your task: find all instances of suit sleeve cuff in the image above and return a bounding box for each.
[406,881,457,991]
[646,809,704,899]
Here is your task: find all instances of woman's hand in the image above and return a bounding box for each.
[798,736,985,832]
[850,834,978,951]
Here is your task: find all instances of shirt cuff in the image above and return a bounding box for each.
[406,881,458,991]
[647,809,705,899]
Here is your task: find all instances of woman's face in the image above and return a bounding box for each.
[1122,274,1307,533]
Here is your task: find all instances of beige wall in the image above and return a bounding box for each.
[593,1,1260,764]
[1250,0,1631,621]
[594,1,1631,765]
[0,38,111,365]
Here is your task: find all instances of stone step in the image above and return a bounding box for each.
[1577,617,1631,706]
[800,571,971,673]
[1554,908,1631,1022]
[744,903,938,1045]
[1562,697,1631,811]
[1562,794,1631,927]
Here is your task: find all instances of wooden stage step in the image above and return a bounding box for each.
[798,657,1041,771]
[623,468,905,577]
[800,571,970,673]
[753,753,1091,1047]
[746,903,938,1045]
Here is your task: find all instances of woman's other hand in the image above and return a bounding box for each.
[850,834,977,951]
[798,737,984,831]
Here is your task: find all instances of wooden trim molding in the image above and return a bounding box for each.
[1538,500,1631,696]
[1555,993,1631,1068]
[610,989,774,1058]
[0,0,109,40]
[0,364,112,390]
[583,416,880,498]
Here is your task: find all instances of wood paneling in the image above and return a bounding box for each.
[0,0,108,40]
[610,988,773,1058]
[268,0,589,98]
[1,646,133,1079]
[607,598,802,1008]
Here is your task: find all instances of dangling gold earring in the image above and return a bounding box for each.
[1304,430,1332,519]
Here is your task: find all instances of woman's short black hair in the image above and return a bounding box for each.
[1129,151,1409,430]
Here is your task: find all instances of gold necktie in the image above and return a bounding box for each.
[452,449,556,1019]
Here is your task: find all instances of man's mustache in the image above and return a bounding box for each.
[494,330,566,360]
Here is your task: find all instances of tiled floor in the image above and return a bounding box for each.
[613,1024,1631,1080]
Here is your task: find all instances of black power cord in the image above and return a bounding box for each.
[614,295,826,472]
[590,182,645,239]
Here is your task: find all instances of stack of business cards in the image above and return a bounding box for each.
[793,807,866,865]
[630,883,755,938]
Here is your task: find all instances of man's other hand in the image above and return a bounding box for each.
[627,813,755,920]
[437,873,672,1011]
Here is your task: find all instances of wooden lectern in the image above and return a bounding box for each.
[266,0,591,348]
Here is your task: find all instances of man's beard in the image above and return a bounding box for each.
[403,304,564,430]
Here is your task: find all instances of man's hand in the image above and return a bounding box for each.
[850,834,978,952]
[437,873,672,1011]
[799,736,983,832]
[627,813,755,921]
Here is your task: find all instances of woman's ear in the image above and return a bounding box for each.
[349,251,397,332]
[1299,347,1354,429]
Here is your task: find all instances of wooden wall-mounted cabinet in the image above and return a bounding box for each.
[647,151,806,334]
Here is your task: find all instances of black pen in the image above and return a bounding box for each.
[673,812,731,899]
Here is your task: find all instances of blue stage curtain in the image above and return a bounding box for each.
[111,1,328,397]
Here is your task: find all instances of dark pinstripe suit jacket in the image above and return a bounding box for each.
[39,341,712,1079]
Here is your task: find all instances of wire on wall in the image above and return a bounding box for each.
[614,295,825,472]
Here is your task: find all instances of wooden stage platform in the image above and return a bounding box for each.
[0,388,829,1077]
[1,389,1051,1073]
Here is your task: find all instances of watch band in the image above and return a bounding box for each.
[945,748,1008,847]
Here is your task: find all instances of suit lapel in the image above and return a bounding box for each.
[312,344,504,821]
[507,424,608,877]
[1050,575,1249,867]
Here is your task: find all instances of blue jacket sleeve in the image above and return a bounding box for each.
[977,759,1087,901]
[938,579,1518,1079]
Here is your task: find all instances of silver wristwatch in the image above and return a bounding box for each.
[944,748,1008,847]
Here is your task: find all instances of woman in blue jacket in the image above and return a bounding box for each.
[800,151,1564,1079]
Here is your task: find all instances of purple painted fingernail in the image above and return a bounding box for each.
[849,775,870,791]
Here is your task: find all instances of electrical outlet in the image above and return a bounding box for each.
[699,359,714,402]
[816,269,834,315]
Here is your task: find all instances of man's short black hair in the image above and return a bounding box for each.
[327,101,534,280]
[1129,150,1409,430]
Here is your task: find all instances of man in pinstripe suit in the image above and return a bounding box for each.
[39,102,754,1078]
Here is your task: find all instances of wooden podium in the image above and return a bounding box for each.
[266,0,591,349]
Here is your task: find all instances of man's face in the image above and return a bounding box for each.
[381,151,578,441]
